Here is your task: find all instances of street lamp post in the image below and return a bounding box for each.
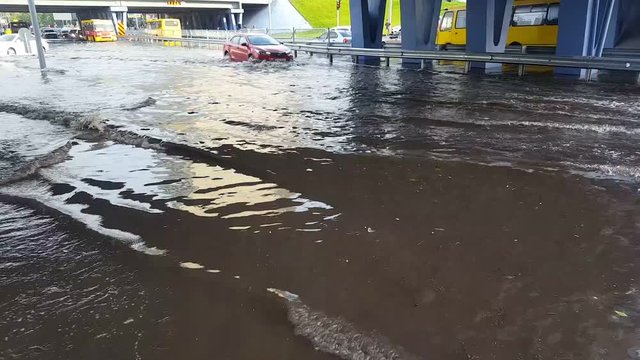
[26,0,46,70]
[388,0,393,34]
[268,0,272,31]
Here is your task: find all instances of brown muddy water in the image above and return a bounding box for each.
[1,41,640,360]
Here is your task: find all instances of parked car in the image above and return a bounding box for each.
[223,33,293,62]
[67,29,83,40]
[0,34,49,56]
[41,28,59,39]
[390,26,401,39]
[311,27,352,45]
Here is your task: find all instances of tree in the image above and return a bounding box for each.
[8,12,56,27]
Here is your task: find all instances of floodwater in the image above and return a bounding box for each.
[1,41,639,360]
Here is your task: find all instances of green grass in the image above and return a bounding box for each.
[289,0,466,29]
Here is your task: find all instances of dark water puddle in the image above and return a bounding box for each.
[2,42,640,359]
[1,136,639,359]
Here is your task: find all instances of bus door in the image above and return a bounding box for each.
[452,10,467,45]
[438,11,455,45]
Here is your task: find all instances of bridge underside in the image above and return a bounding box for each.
[349,0,640,76]
[0,0,267,29]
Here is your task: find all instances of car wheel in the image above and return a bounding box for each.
[223,51,229,59]
[248,54,254,62]
[7,48,16,56]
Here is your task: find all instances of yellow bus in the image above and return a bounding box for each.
[436,0,559,48]
[81,19,117,42]
[145,19,182,38]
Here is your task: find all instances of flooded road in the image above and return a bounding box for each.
[1,42,639,359]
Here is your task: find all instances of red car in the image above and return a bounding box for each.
[223,33,294,62]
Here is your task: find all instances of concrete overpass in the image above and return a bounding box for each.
[0,0,270,29]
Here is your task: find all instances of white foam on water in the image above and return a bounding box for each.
[179,262,204,269]
[0,180,170,257]
[0,180,140,243]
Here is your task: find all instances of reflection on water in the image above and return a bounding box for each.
[169,162,332,219]
[1,140,337,242]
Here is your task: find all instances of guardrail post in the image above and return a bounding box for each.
[292,27,296,43]
[294,50,298,58]
[464,61,471,74]
[518,45,527,76]
[329,53,333,64]
[385,57,390,67]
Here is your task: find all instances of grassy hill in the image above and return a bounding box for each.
[289,0,466,29]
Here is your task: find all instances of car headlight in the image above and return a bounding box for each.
[259,50,271,55]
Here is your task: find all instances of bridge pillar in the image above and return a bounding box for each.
[466,0,514,71]
[349,0,387,65]
[400,0,442,68]
[110,11,118,32]
[231,8,244,29]
[121,11,127,32]
[229,11,237,30]
[604,0,624,48]
[555,0,620,77]
[108,7,128,34]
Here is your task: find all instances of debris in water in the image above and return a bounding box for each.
[206,269,221,273]
[314,240,324,243]
[123,318,134,324]
[367,227,375,233]
[615,310,629,318]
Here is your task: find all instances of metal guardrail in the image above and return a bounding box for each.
[125,35,640,74]
[288,44,640,72]
[125,34,226,46]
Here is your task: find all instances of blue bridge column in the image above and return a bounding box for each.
[349,0,387,65]
[466,0,514,71]
[400,0,442,68]
[556,0,620,77]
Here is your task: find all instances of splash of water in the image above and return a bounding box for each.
[0,141,73,186]
[267,288,419,360]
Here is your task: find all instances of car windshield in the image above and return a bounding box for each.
[0,34,17,41]
[338,30,351,37]
[247,35,279,45]
[95,24,113,31]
